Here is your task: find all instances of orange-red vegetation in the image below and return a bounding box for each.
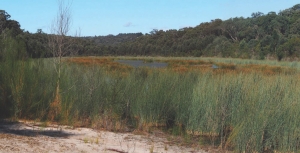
[64,57,114,66]
[239,64,296,75]
[64,57,297,76]
[64,57,133,73]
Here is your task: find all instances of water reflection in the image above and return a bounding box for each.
[115,60,168,68]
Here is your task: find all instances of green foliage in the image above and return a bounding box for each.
[0,35,55,119]
[77,4,300,61]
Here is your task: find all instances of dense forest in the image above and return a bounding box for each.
[83,33,143,46]
[110,4,300,60]
[1,4,300,60]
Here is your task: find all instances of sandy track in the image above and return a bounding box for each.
[0,120,209,153]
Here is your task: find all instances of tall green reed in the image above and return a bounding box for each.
[0,37,56,119]
[55,61,300,152]
[2,49,300,152]
[190,72,300,152]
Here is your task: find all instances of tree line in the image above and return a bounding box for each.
[109,4,300,60]
[1,4,300,60]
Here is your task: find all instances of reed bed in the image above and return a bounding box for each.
[0,60,56,119]
[110,56,300,70]
[189,72,300,152]
[1,56,300,152]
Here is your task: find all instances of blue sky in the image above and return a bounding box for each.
[2,0,299,36]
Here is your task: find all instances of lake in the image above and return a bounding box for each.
[115,60,168,68]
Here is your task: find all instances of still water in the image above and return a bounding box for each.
[115,60,168,68]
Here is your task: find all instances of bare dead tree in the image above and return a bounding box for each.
[48,0,79,121]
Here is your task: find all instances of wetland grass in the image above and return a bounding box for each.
[2,56,300,152]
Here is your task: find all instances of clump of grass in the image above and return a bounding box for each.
[164,145,168,151]
[83,138,89,143]
[149,144,154,153]
[95,138,99,144]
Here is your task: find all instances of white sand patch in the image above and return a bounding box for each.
[0,120,209,153]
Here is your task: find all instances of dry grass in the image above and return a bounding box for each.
[48,93,61,122]
[64,57,133,73]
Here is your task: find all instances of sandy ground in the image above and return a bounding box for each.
[0,120,210,153]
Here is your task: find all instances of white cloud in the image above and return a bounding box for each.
[124,22,133,27]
